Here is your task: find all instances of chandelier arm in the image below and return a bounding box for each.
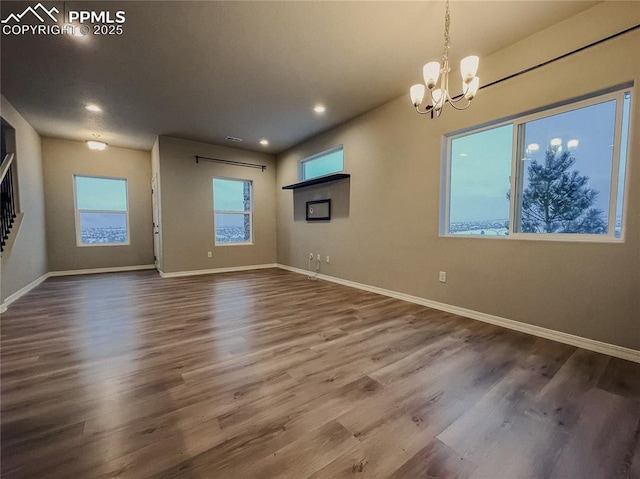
[446,100,472,111]
[428,88,437,105]
[442,75,473,108]
[449,94,470,104]
[448,80,473,106]
[444,86,455,103]
[414,104,435,115]
[448,91,469,104]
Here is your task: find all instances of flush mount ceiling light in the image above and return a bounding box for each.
[259,139,269,146]
[409,0,480,117]
[87,140,107,150]
[313,105,326,114]
[85,104,102,112]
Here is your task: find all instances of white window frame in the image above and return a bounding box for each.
[441,87,633,243]
[213,176,254,246]
[73,174,130,247]
[299,145,344,181]
[441,120,514,240]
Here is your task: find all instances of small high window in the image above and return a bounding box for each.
[74,175,129,246]
[213,177,253,245]
[300,145,344,180]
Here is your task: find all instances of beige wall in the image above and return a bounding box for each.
[276,3,640,350]
[0,96,48,303]
[42,138,153,271]
[157,136,277,273]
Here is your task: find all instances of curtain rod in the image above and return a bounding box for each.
[195,155,266,172]
[437,23,640,117]
[479,24,640,93]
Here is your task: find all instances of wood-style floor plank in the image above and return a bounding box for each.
[1,268,639,478]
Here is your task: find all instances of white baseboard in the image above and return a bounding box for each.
[3,263,637,363]
[159,263,278,278]
[277,264,640,363]
[48,264,156,277]
[0,272,49,313]
[2,264,275,311]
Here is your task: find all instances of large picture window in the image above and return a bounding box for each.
[213,178,253,245]
[74,175,129,246]
[300,145,344,180]
[443,88,632,241]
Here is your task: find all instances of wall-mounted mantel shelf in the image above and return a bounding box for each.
[282,173,350,190]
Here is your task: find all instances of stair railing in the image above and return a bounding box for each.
[1,153,16,252]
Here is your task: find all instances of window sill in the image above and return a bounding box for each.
[77,242,130,247]
[215,242,254,247]
[440,233,624,243]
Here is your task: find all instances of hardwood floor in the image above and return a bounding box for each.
[1,268,639,478]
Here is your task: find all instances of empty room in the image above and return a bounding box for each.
[1,1,639,477]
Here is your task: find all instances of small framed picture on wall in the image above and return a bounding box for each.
[306,199,331,221]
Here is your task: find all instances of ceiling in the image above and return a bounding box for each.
[1,1,601,154]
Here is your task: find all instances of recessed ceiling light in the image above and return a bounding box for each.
[527,143,539,152]
[567,139,579,149]
[259,139,269,146]
[87,140,107,150]
[313,105,326,114]
[85,104,102,112]
[550,138,562,147]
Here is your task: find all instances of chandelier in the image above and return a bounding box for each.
[409,0,480,117]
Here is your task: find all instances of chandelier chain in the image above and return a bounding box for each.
[442,0,451,63]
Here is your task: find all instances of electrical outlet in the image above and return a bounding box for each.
[326,256,330,263]
[309,253,314,259]
[316,253,320,261]
[439,271,447,283]
[207,251,212,258]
